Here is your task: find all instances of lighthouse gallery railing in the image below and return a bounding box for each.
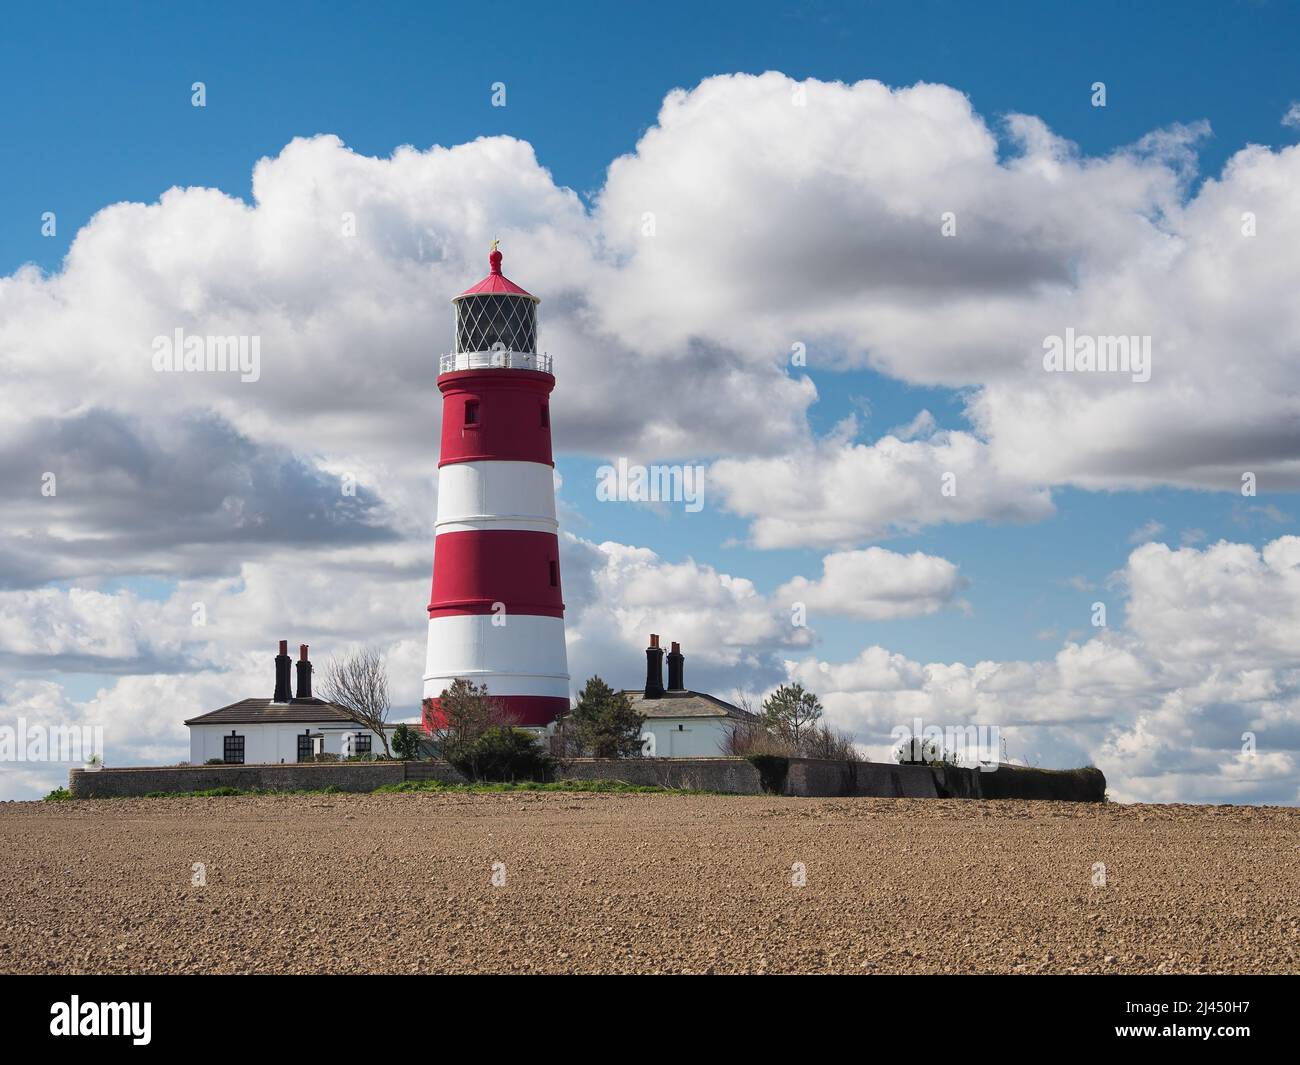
[439,350,553,375]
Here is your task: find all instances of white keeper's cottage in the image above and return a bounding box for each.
[622,636,758,757]
[185,642,406,764]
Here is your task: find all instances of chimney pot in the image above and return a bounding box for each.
[293,645,314,702]
[644,637,665,699]
[272,640,293,703]
[666,641,685,691]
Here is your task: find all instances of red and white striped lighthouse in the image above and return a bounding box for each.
[422,243,570,728]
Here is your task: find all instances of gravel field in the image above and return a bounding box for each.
[1,792,1297,974]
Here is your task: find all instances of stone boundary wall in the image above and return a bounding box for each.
[68,761,406,798]
[69,757,1104,802]
[554,757,763,793]
[401,762,471,785]
[781,758,1104,801]
[969,763,1105,802]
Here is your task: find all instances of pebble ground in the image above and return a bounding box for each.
[1,792,1296,974]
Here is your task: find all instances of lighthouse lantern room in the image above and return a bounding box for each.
[423,243,570,729]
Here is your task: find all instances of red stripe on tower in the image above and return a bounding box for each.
[427,530,564,618]
[422,242,570,730]
[437,371,556,467]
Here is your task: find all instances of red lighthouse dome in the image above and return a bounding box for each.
[422,243,570,730]
[455,245,538,300]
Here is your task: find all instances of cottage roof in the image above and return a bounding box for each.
[618,689,757,721]
[184,698,361,727]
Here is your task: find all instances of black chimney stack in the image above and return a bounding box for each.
[272,640,292,703]
[644,634,664,699]
[667,641,685,691]
[292,643,314,702]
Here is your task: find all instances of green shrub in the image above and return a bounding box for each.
[43,787,73,802]
[893,736,960,767]
[204,758,225,765]
[446,726,553,782]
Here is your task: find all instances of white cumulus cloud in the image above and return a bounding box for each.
[776,546,966,620]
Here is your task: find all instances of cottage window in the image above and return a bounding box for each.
[223,733,245,765]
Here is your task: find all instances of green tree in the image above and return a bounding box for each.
[391,723,420,760]
[431,677,507,758]
[761,683,823,751]
[570,675,646,758]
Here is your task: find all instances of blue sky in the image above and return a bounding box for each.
[5,0,1300,276]
[2,1,1299,803]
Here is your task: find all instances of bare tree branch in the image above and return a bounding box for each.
[319,646,392,758]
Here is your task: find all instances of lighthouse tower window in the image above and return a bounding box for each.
[540,402,549,428]
[464,400,479,426]
[549,560,558,587]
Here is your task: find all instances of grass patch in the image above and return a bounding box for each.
[69,780,700,799]
[138,785,345,798]
[373,778,704,795]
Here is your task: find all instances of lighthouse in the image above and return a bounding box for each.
[422,243,570,729]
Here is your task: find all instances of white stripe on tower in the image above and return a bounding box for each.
[423,615,570,698]
[434,460,557,535]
